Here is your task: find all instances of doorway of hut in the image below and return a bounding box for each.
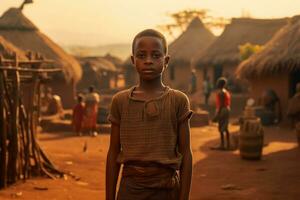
[213,64,223,86]
[289,70,300,97]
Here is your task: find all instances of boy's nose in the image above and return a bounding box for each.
[144,55,153,64]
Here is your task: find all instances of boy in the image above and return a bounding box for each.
[213,77,231,150]
[72,95,85,136]
[106,29,193,200]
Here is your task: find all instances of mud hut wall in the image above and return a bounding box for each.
[195,68,205,94]
[163,64,192,92]
[99,71,115,89]
[77,70,100,92]
[49,80,75,109]
[249,73,289,118]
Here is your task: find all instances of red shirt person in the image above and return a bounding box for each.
[213,77,231,150]
[72,95,85,136]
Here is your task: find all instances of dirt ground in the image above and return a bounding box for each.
[0,124,299,200]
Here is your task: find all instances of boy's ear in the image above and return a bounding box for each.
[164,55,170,68]
[130,55,135,65]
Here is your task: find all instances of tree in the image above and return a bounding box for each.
[239,43,263,61]
[158,9,230,38]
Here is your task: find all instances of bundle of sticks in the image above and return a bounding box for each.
[0,53,63,189]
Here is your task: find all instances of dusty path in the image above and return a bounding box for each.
[0,124,299,200]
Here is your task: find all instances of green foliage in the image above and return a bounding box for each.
[239,43,263,61]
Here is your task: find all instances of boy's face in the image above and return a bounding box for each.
[131,36,169,81]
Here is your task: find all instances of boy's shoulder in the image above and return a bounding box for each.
[112,88,131,101]
[169,88,190,102]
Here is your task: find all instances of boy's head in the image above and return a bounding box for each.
[132,29,168,55]
[216,77,227,89]
[131,29,170,81]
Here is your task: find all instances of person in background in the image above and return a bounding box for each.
[190,69,197,94]
[203,76,212,105]
[212,77,231,150]
[84,85,100,136]
[287,83,300,127]
[72,95,85,136]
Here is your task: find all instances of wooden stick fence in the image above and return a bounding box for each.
[0,53,64,189]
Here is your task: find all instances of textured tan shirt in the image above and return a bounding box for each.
[108,86,192,169]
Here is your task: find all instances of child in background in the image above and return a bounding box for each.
[72,95,85,136]
[106,29,193,200]
[213,77,231,150]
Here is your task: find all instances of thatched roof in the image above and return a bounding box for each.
[196,17,287,67]
[103,53,123,69]
[77,56,117,72]
[0,8,37,30]
[236,16,300,79]
[169,17,215,66]
[0,8,82,82]
[0,36,27,60]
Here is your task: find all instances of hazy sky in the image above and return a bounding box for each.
[1,0,299,46]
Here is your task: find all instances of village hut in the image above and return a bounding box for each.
[0,8,82,108]
[0,36,27,60]
[196,17,287,92]
[166,18,215,92]
[236,15,300,121]
[123,56,138,88]
[103,54,125,88]
[77,56,118,91]
[103,53,123,70]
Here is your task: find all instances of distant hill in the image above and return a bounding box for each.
[63,43,131,61]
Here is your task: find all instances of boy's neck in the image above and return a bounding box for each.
[137,77,165,92]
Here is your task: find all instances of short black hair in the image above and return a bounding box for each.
[132,29,168,55]
[216,77,227,89]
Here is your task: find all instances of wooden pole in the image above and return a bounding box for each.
[0,70,8,188]
[0,54,63,188]
[7,54,20,183]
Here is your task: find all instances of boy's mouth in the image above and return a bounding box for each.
[142,69,155,73]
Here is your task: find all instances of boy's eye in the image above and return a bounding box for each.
[136,53,146,59]
[152,52,162,59]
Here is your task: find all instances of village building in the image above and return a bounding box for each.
[0,8,82,108]
[102,53,125,88]
[166,17,216,93]
[236,15,300,122]
[122,56,138,88]
[0,36,27,60]
[76,56,118,92]
[196,17,287,93]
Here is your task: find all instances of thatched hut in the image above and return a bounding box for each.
[77,56,118,91]
[0,8,82,108]
[196,17,287,92]
[123,56,138,88]
[0,36,27,60]
[103,53,123,70]
[236,15,300,120]
[166,18,215,92]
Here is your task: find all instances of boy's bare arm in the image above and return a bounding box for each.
[178,119,193,200]
[106,123,121,200]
